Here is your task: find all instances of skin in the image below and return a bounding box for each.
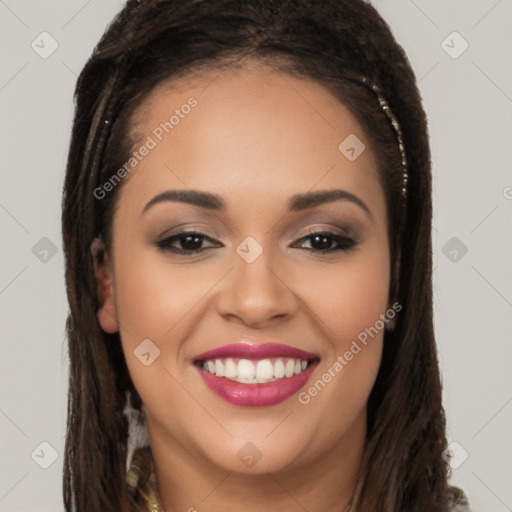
[94,60,392,512]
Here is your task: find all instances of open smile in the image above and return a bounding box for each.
[193,342,320,406]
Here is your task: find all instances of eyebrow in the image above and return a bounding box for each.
[141,188,372,218]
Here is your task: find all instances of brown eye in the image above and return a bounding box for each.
[293,231,357,253]
[155,230,357,256]
[156,231,219,254]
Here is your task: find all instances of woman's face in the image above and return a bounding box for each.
[97,61,392,476]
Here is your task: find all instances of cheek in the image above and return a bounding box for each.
[292,251,390,440]
[111,246,210,409]
[297,249,391,346]
[293,246,390,406]
[113,244,216,343]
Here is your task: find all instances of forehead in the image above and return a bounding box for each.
[116,61,384,216]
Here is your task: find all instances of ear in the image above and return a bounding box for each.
[91,237,119,334]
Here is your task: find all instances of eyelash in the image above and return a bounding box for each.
[155,230,357,255]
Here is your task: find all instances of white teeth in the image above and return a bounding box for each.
[224,358,237,378]
[215,359,225,377]
[238,359,255,381]
[201,357,313,383]
[284,359,295,378]
[273,359,285,378]
[256,359,274,380]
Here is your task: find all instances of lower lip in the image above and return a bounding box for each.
[196,362,319,407]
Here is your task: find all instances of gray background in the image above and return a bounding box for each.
[1,0,511,510]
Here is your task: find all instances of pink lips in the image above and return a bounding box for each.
[193,342,318,362]
[193,342,319,407]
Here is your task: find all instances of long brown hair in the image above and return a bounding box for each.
[62,1,453,510]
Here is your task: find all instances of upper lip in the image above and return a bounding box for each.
[192,342,319,362]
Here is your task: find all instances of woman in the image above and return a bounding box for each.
[61,0,472,510]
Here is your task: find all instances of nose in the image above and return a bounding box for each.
[215,249,299,328]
